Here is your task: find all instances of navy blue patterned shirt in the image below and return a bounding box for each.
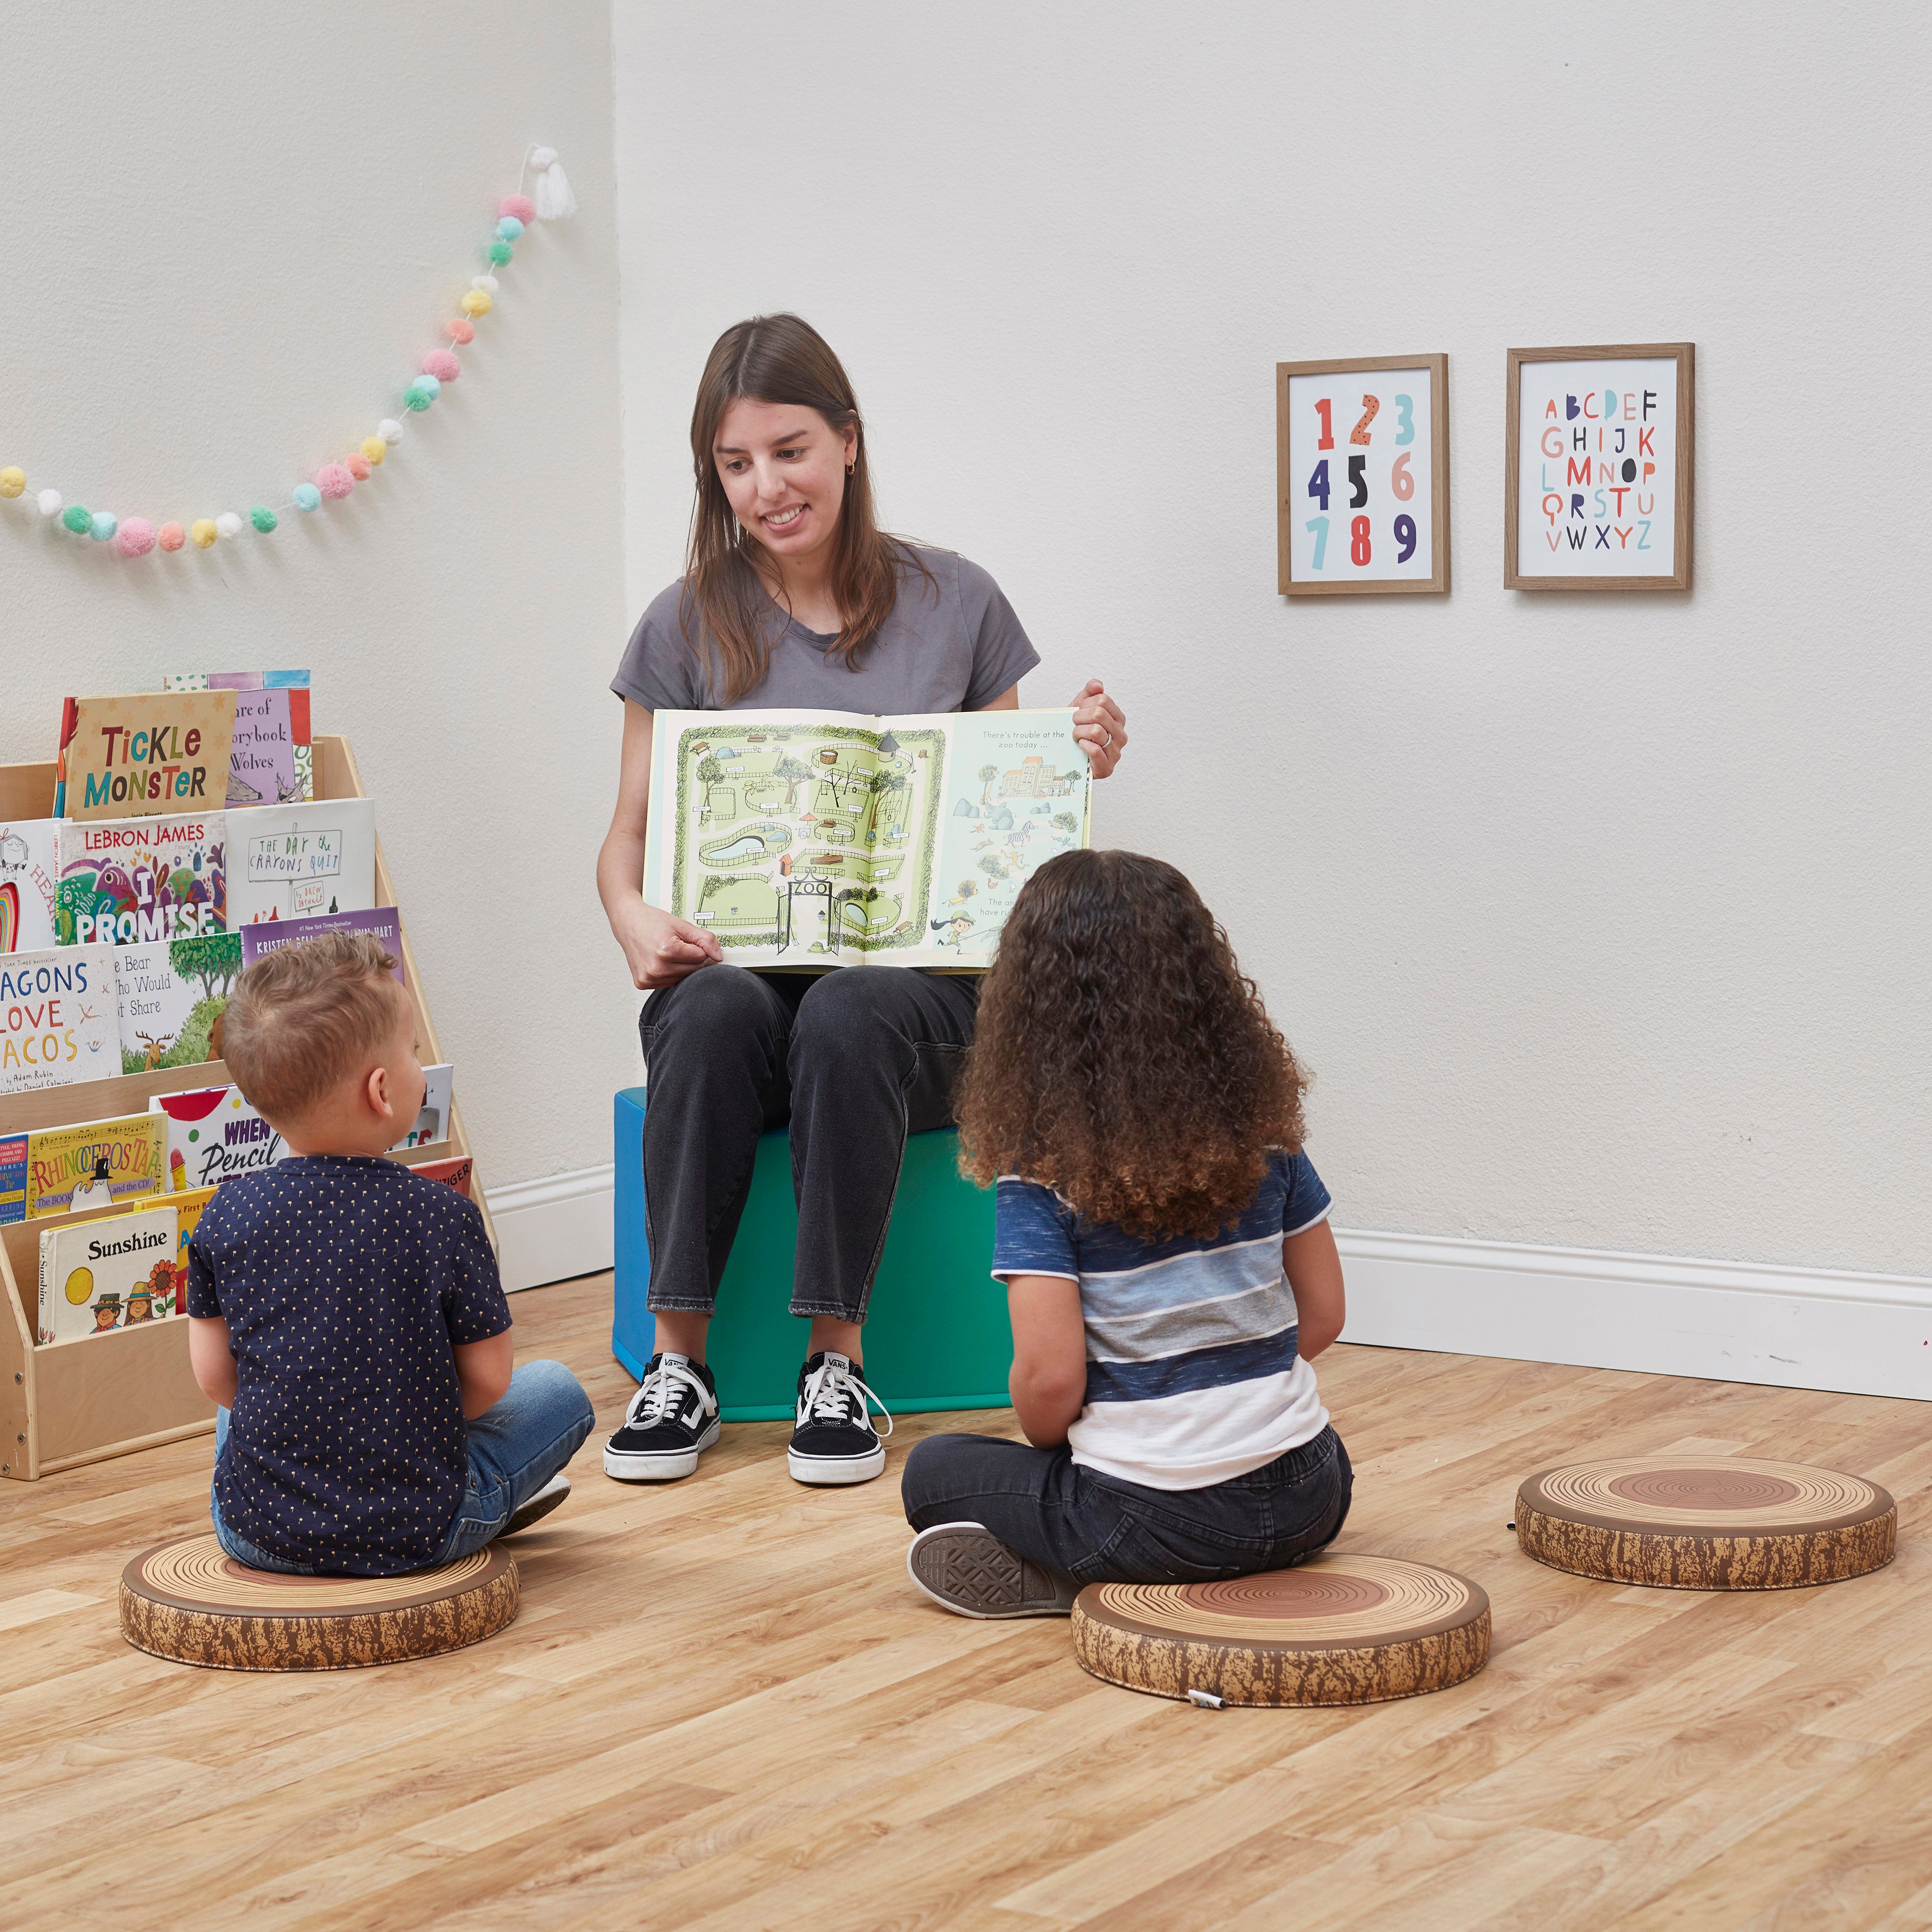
[187,1154,511,1575]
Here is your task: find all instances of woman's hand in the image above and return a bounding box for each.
[613,897,722,990]
[1070,680,1128,779]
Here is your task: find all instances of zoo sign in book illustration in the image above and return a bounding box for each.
[643,709,1091,968]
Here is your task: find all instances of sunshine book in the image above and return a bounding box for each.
[114,932,242,1074]
[0,1109,169,1226]
[55,812,226,946]
[54,691,237,822]
[35,1186,215,1344]
[642,708,1091,969]
[224,799,378,926]
[0,945,118,1095]
[0,819,61,953]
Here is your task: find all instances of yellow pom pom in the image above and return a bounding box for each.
[0,467,24,499]
[460,289,493,318]
[190,518,219,549]
[361,436,386,466]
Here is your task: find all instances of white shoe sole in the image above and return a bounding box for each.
[787,1443,886,1485]
[603,1414,721,1482]
[905,1522,1079,1618]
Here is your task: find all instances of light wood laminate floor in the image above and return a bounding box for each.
[5,1273,1931,1930]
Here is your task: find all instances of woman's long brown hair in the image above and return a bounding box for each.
[681,313,932,703]
[954,850,1310,1241]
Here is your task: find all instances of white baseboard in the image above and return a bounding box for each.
[480,1167,1932,1402]
[486,1165,614,1294]
[1335,1226,1932,1402]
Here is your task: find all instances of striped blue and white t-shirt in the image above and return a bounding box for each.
[992,1151,1332,1492]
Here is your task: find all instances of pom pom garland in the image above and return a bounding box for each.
[12,145,567,564]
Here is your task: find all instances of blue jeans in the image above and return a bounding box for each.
[211,1359,597,1575]
[901,1425,1353,1586]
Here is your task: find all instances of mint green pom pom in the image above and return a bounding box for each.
[496,215,525,241]
[488,239,513,265]
[404,381,436,411]
[293,483,321,511]
[250,506,277,533]
[62,504,92,533]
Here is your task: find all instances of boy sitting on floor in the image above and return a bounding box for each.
[186,932,595,1576]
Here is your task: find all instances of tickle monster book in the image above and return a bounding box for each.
[35,1186,215,1344]
[54,691,237,822]
[55,813,226,946]
[642,708,1092,969]
[0,945,118,1095]
[0,1109,169,1225]
[0,820,61,953]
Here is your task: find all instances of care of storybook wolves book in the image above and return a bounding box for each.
[642,709,1091,969]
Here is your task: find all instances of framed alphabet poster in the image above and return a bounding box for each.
[1276,354,1449,596]
[1506,342,1693,590]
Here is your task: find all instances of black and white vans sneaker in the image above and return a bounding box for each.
[906,1522,1080,1618]
[603,1352,721,1481]
[787,1351,892,1485]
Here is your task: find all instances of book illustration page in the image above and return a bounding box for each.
[668,719,946,959]
[931,713,1090,960]
[225,799,376,924]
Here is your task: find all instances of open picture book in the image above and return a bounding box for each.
[643,708,1091,968]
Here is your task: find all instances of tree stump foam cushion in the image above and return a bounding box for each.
[119,1534,519,1670]
[1071,1553,1490,1707]
[1515,1457,1895,1590]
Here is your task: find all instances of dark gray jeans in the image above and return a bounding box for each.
[637,963,980,1321]
[901,1425,1353,1585]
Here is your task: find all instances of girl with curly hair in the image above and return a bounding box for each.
[901,849,1352,1618]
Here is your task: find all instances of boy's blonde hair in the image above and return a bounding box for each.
[222,932,406,1123]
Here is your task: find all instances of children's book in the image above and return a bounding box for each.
[35,1186,215,1343]
[239,906,405,983]
[0,820,61,953]
[224,799,378,925]
[409,1155,472,1197]
[0,1109,170,1225]
[54,692,236,821]
[114,933,242,1074]
[153,1065,450,1189]
[642,709,1092,968]
[162,675,312,805]
[0,946,119,1094]
[163,671,311,693]
[55,813,226,946]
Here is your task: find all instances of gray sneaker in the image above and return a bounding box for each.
[906,1522,1079,1618]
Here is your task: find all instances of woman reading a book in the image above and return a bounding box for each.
[597,312,1127,1490]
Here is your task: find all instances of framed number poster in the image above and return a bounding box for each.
[1506,342,1693,590]
[1276,354,1449,596]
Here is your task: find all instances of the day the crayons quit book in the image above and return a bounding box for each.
[643,708,1092,969]
[36,1186,214,1344]
[55,691,237,822]
[225,799,378,925]
[0,819,61,953]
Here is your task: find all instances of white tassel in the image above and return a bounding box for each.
[529,145,578,221]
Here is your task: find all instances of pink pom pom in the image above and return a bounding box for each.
[445,318,475,345]
[158,522,186,552]
[422,350,461,382]
[499,194,536,224]
[316,464,355,499]
[346,453,372,481]
[116,518,157,558]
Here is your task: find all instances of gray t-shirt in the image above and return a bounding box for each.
[611,546,1040,715]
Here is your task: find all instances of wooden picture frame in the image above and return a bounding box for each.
[1277,353,1449,596]
[1506,342,1693,591]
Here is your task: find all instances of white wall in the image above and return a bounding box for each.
[2,5,636,1221]
[617,0,1932,1280]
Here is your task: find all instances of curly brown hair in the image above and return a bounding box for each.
[954,850,1309,1240]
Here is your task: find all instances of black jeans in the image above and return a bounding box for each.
[901,1425,1353,1586]
[637,963,980,1321]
